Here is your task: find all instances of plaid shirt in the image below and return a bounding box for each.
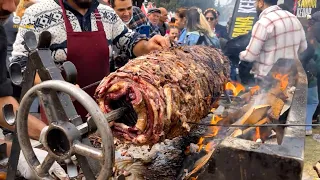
[240,5,307,77]
[128,6,160,37]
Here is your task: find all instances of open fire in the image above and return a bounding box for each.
[181,67,294,179]
[88,58,305,180]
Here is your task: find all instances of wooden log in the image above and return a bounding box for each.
[233,105,271,125]
[253,89,286,122]
[231,117,269,138]
[314,161,320,178]
[268,98,285,121]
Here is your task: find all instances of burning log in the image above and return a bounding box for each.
[95,46,230,145]
[233,105,271,125]
[178,63,296,179]
[231,117,269,138]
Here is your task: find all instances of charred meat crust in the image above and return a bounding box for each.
[95,46,230,145]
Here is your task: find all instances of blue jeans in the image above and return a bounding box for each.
[230,63,238,81]
[306,86,319,130]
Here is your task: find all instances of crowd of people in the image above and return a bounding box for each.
[0,0,320,178]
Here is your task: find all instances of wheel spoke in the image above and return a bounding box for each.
[37,90,69,123]
[36,154,55,176]
[73,141,103,161]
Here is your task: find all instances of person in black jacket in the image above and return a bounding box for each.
[223,31,253,83]
[299,41,319,135]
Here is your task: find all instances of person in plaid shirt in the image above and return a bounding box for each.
[110,0,160,38]
[129,6,160,37]
[239,0,307,78]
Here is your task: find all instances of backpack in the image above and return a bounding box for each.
[196,33,220,48]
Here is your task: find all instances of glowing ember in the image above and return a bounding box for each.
[197,137,205,152]
[185,146,191,155]
[225,82,246,96]
[273,73,289,91]
[205,141,216,152]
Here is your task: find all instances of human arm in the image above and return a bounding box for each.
[132,35,169,56]
[11,7,43,85]
[298,29,308,54]
[112,12,169,58]
[239,22,268,62]
[10,6,38,73]
[0,96,46,140]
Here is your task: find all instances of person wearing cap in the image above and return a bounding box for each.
[110,0,160,37]
[148,8,161,26]
[239,0,307,79]
[0,0,68,179]
[10,0,169,117]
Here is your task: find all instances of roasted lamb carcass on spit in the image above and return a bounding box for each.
[95,46,230,145]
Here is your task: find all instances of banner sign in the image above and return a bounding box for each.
[228,0,258,39]
[295,0,319,18]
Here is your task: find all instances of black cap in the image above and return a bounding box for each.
[148,8,161,14]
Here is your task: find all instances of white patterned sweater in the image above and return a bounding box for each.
[10,0,146,69]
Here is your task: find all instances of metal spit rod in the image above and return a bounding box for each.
[187,122,320,127]
[81,80,102,90]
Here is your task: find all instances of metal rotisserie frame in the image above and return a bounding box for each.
[197,59,307,180]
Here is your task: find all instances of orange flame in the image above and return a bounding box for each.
[197,115,223,152]
[205,141,216,152]
[273,73,289,91]
[197,137,205,152]
[250,85,260,95]
[254,127,261,141]
[205,115,223,138]
[225,82,246,96]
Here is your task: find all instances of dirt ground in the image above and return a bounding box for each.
[303,127,320,180]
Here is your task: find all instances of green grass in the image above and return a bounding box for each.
[304,127,320,179]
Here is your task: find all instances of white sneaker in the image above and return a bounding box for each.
[306,130,313,136]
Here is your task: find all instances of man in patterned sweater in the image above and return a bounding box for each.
[239,0,307,79]
[10,0,169,117]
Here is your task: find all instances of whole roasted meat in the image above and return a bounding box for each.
[95,46,230,145]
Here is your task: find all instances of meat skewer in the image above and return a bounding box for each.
[95,46,230,145]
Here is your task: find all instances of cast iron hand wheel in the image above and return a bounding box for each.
[16,80,114,180]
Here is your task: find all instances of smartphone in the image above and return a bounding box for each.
[138,25,150,37]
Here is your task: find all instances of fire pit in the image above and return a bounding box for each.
[182,58,307,180]
[89,58,306,180]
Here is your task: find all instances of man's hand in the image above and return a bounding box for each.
[18,148,69,180]
[146,35,170,52]
[133,35,170,57]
